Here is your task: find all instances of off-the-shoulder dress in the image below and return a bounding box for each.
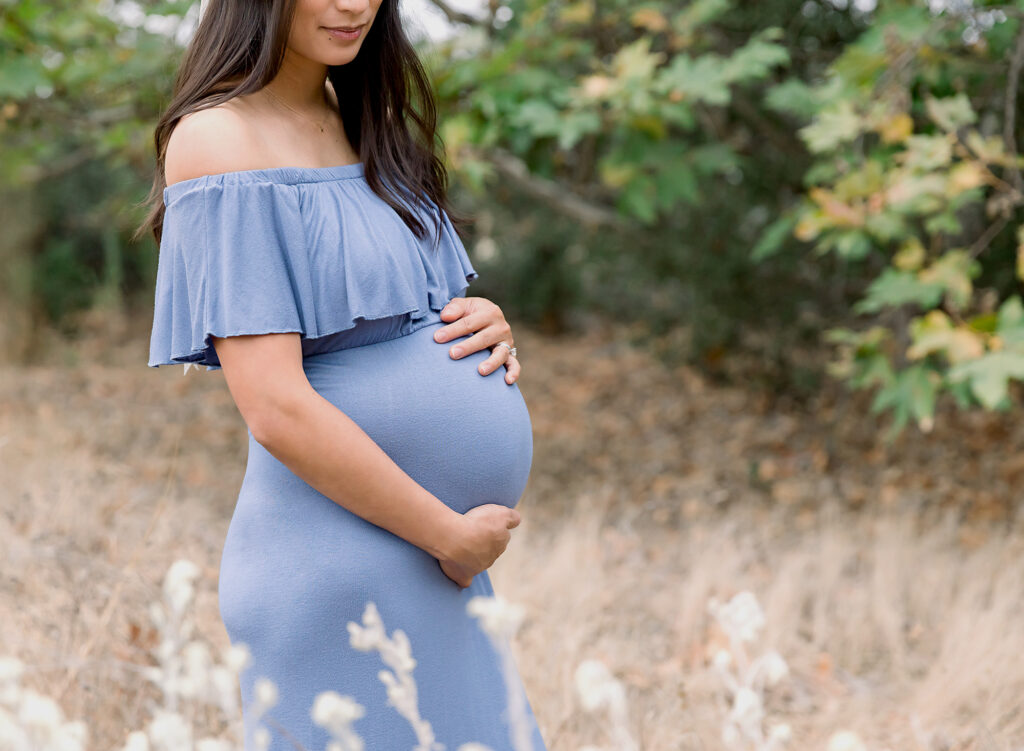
[149,162,543,750]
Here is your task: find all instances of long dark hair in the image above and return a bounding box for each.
[132,0,469,250]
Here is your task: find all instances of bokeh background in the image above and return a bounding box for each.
[3,0,1024,749]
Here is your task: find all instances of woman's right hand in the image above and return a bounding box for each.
[437,504,522,588]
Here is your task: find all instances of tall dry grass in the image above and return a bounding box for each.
[2,313,1023,749]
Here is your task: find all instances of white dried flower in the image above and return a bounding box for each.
[147,709,193,751]
[721,723,741,747]
[769,722,792,744]
[379,669,422,728]
[0,711,30,749]
[713,649,732,670]
[18,690,64,728]
[0,656,23,707]
[0,657,24,685]
[52,720,88,751]
[163,560,201,616]
[183,641,212,675]
[312,691,365,751]
[253,677,278,712]
[709,590,765,643]
[195,738,234,751]
[466,595,525,639]
[312,690,365,725]
[347,603,385,652]
[223,643,252,673]
[209,665,240,716]
[346,602,439,751]
[389,630,416,674]
[253,726,271,751]
[709,590,792,751]
[728,686,764,730]
[574,659,626,713]
[155,637,177,665]
[759,650,789,687]
[122,730,151,751]
[827,730,867,751]
[465,597,539,751]
[147,602,165,631]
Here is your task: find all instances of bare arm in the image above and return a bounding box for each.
[218,333,462,558]
[212,332,520,585]
[164,108,520,586]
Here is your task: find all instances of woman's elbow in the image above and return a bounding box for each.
[224,370,309,446]
[212,335,312,447]
[245,393,306,449]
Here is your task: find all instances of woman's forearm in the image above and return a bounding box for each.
[249,385,464,561]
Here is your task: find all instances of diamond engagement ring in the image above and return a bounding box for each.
[496,341,517,357]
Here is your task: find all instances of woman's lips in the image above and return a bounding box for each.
[324,25,364,40]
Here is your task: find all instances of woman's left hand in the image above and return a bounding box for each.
[433,297,521,384]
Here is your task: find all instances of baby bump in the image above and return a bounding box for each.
[219,321,532,647]
[301,320,533,514]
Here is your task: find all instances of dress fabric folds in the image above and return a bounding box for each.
[149,162,479,370]
[149,162,545,751]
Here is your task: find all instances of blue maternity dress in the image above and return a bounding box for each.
[147,162,546,751]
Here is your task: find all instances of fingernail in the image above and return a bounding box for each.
[434,331,443,341]
[451,347,463,357]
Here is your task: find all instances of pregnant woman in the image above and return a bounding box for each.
[136,1,546,749]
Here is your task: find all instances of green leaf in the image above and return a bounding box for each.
[866,212,909,243]
[618,176,658,224]
[763,78,820,119]
[925,93,977,132]
[751,214,797,261]
[923,211,963,235]
[799,100,863,153]
[832,230,873,260]
[659,55,731,106]
[688,143,739,174]
[0,57,49,98]
[853,268,945,313]
[902,134,953,171]
[947,351,1024,409]
[720,30,790,82]
[671,0,731,33]
[996,295,1024,348]
[869,363,939,441]
[654,164,698,207]
[556,110,602,150]
[918,248,979,310]
[850,350,895,390]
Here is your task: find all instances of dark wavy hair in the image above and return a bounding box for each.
[132,0,468,249]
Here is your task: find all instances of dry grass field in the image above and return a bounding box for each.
[2,310,1023,750]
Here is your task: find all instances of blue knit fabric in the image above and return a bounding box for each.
[148,163,546,751]
[149,162,478,370]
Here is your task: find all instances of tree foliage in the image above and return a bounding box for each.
[3,0,1024,438]
[763,2,1024,438]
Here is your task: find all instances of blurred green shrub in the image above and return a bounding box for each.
[4,0,1024,437]
[761,2,1024,439]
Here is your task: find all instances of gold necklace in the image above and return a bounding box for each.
[264,86,332,134]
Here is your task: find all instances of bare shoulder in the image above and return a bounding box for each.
[164,103,264,186]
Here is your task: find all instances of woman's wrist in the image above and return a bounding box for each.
[415,500,464,561]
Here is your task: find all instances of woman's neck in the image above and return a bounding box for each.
[263,49,330,112]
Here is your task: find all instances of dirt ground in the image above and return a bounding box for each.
[2,310,1023,750]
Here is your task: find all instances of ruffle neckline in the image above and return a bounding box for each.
[149,165,478,370]
[163,162,367,205]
